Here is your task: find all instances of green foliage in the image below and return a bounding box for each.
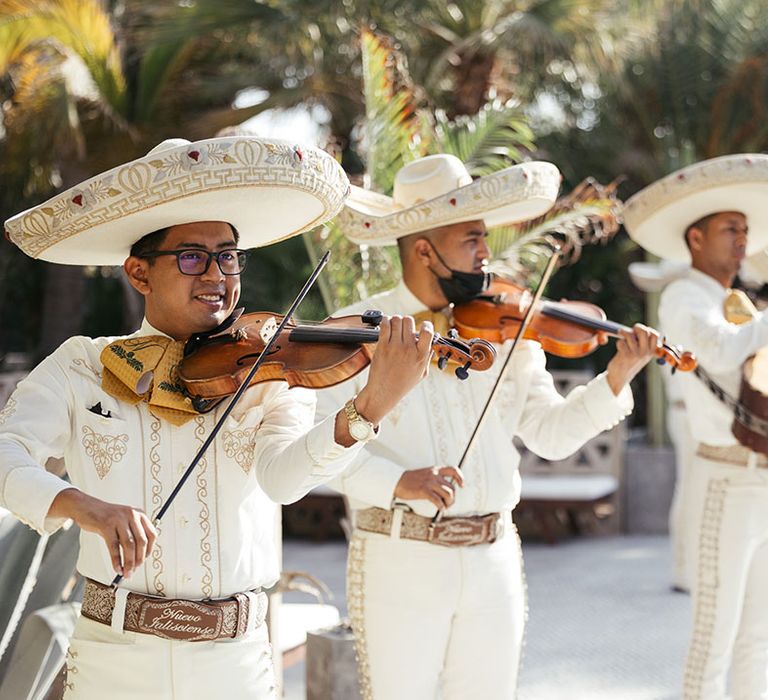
[433,101,536,175]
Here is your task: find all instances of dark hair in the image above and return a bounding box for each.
[683,213,717,251]
[129,223,241,260]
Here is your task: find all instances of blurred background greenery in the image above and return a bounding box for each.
[2,0,767,426]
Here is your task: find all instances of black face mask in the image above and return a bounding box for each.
[428,243,490,305]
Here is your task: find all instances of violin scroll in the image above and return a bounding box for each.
[656,344,697,372]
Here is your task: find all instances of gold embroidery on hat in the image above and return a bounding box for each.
[81,425,128,479]
[8,141,348,258]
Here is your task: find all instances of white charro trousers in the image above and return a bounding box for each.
[347,514,525,700]
[683,456,768,700]
[667,402,696,591]
[63,615,277,699]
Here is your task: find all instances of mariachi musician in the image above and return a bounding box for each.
[0,136,437,700]
[316,154,661,700]
[624,154,768,700]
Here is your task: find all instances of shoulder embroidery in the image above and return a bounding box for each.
[222,427,258,474]
[70,358,102,383]
[0,397,17,426]
[81,425,128,478]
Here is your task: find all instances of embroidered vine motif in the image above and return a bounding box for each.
[0,397,17,426]
[81,426,128,479]
[107,343,144,372]
[223,427,258,474]
[194,416,214,597]
[148,416,166,596]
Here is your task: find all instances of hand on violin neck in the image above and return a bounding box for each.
[606,323,662,395]
[394,466,465,510]
[333,316,434,446]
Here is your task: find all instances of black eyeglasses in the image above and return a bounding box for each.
[140,248,248,276]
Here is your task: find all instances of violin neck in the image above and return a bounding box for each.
[289,326,380,344]
[540,301,628,336]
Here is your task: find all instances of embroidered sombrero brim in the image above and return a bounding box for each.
[338,161,561,246]
[4,137,350,265]
[623,154,768,263]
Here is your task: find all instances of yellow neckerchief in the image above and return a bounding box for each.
[100,334,198,426]
[412,307,452,337]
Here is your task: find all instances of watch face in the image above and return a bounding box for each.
[349,420,372,442]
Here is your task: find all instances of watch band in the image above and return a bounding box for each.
[344,397,378,442]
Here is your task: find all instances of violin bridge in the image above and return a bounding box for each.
[259,316,278,344]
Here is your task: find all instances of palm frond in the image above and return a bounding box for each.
[432,100,535,174]
[361,29,429,193]
[488,178,622,280]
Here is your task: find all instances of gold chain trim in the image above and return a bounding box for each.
[347,535,373,700]
[683,477,728,698]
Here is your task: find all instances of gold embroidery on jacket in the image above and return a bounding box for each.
[148,416,165,596]
[223,427,258,474]
[194,416,214,597]
[0,398,17,426]
[81,426,128,479]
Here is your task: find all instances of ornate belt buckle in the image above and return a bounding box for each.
[138,600,224,642]
[433,518,486,547]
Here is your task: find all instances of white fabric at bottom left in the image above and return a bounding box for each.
[63,615,276,700]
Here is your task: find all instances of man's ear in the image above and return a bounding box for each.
[412,237,435,268]
[123,256,151,296]
[686,226,705,253]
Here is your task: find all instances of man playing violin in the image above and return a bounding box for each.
[624,154,768,700]
[0,136,435,700]
[317,154,661,700]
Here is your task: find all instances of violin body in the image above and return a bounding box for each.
[452,276,697,371]
[453,289,608,358]
[178,311,497,403]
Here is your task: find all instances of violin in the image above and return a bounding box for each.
[178,310,497,408]
[452,277,697,371]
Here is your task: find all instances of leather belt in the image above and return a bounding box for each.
[81,578,267,642]
[355,507,503,547]
[696,443,768,468]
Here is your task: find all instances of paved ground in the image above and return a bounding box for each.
[281,534,691,700]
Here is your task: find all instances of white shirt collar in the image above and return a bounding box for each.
[138,318,172,338]
[687,267,729,297]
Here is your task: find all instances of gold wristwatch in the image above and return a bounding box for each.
[344,398,378,443]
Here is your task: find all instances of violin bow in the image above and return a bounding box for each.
[111,251,331,587]
[431,246,562,526]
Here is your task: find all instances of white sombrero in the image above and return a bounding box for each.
[623,154,768,262]
[4,136,350,265]
[628,260,689,293]
[336,154,561,246]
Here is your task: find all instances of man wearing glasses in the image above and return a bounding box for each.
[0,137,434,699]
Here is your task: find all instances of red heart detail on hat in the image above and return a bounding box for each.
[449,198,457,206]
[72,194,83,206]
[364,222,371,228]
[677,173,685,181]
[188,150,200,161]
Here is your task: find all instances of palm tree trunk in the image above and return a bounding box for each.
[37,264,85,361]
